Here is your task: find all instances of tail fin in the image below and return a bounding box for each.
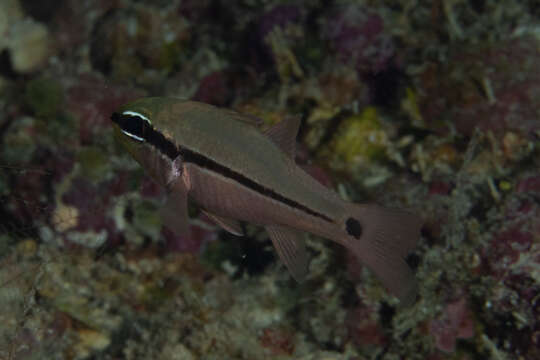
[342,204,422,306]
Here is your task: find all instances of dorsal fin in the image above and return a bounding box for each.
[263,115,301,158]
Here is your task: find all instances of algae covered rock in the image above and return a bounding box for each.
[24,77,64,118]
[320,107,389,171]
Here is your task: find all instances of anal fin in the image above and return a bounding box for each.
[266,225,308,282]
[201,210,243,236]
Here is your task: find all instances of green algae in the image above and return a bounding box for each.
[111,54,144,82]
[21,76,76,149]
[77,146,111,183]
[24,77,63,118]
[157,41,184,74]
[2,117,38,163]
[45,112,77,144]
[132,199,162,239]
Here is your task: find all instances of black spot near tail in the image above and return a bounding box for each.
[346,218,363,239]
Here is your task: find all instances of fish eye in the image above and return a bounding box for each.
[111,111,152,142]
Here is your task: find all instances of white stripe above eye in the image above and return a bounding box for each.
[121,130,144,142]
[122,110,151,124]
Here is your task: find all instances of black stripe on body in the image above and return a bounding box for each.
[112,113,333,222]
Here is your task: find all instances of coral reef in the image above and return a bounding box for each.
[1,0,539,359]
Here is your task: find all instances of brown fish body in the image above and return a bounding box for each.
[163,101,345,217]
[111,98,421,305]
[185,161,344,241]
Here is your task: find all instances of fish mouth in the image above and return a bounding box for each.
[111,112,130,128]
[110,112,121,124]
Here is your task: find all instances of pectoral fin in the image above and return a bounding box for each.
[266,225,308,282]
[201,210,243,236]
[263,115,301,158]
[160,177,190,236]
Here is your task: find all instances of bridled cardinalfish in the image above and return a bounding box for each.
[111,97,422,305]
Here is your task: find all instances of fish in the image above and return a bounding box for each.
[111,97,422,305]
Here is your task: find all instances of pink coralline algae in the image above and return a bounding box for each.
[192,71,233,106]
[162,223,217,254]
[483,195,539,281]
[258,5,301,41]
[428,181,453,196]
[429,299,474,353]
[58,175,124,246]
[346,305,387,347]
[63,74,145,144]
[485,226,533,278]
[259,326,295,356]
[483,207,540,359]
[324,5,395,74]
[418,37,540,139]
[247,4,302,70]
[517,175,540,193]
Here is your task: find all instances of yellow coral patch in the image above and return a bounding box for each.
[332,107,388,165]
[52,205,79,232]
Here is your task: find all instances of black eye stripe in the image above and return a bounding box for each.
[146,125,180,159]
[111,112,180,159]
[111,113,152,140]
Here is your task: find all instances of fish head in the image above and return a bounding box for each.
[111,100,154,159]
[111,97,182,186]
[111,96,171,134]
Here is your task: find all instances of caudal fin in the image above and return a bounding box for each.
[342,204,422,306]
